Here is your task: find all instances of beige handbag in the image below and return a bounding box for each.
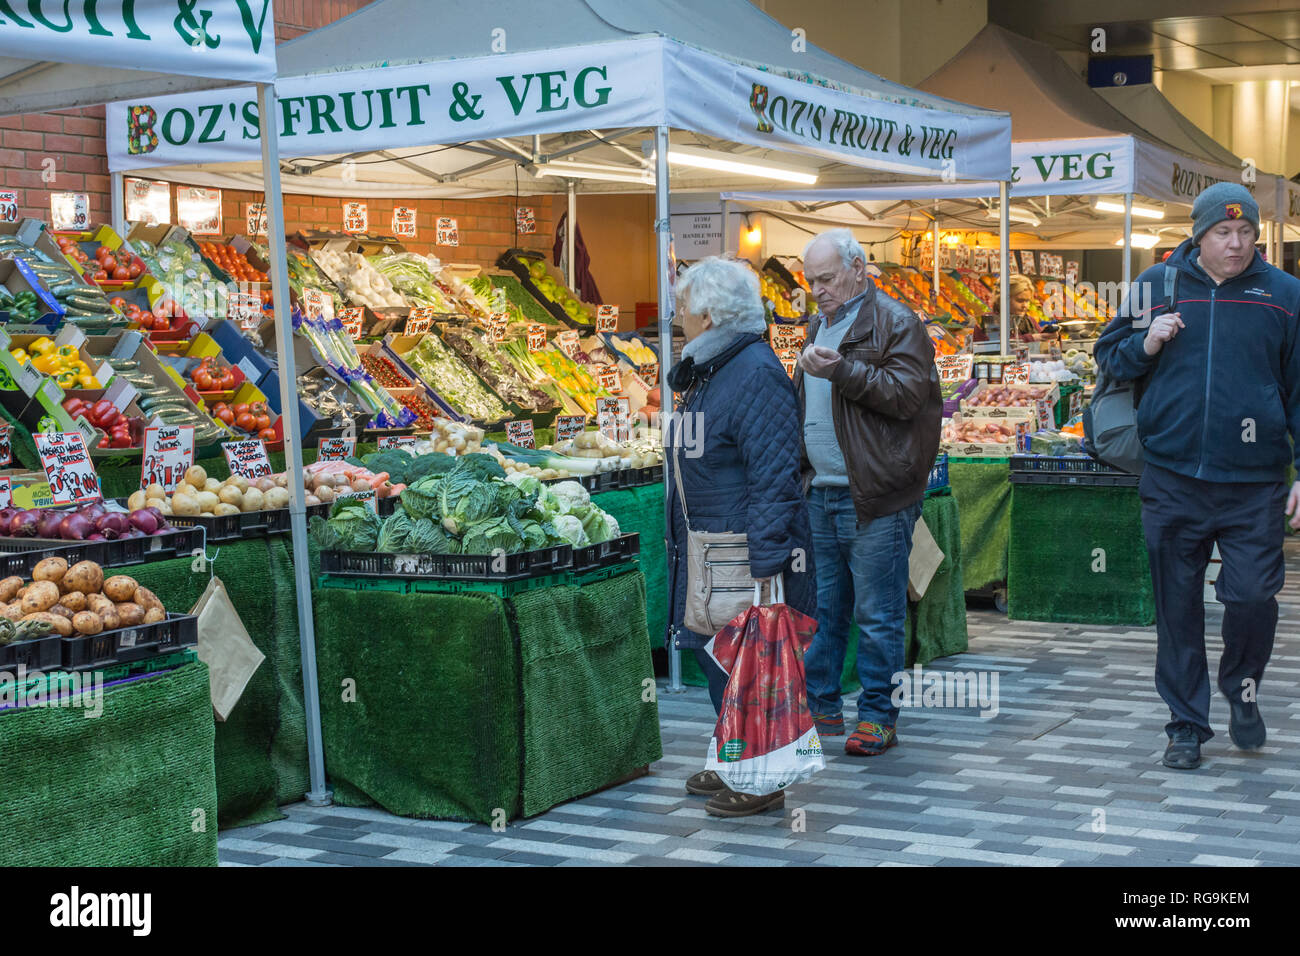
[673,441,757,635]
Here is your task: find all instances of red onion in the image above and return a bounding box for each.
[119,528,145,539]
[0,507,17,531]
[9,511,40,537]
[36,510,64,539]
[86,533,105,541]
[58,513,93,541]
[78,502,107,521]
[96,513,129,536]
[128,510,159,535]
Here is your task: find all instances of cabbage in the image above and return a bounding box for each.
[550,514,588,547]
[460,516,522,554]
[308,514,341,551]
[506,512,549,551]
[406,517,458,553]
[326,499,382,552]
[506,473,543,496]
[400,475,444,521]
[438,471,501,535]
[375,510,415,552]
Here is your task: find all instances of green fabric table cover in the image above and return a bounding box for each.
[0,662,218,866]
[1008,483,1155,626]
[311,570,661,823]
[948,460,1012,591]
[130,536,309,829]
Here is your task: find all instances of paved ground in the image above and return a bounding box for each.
[220,541,1300,867]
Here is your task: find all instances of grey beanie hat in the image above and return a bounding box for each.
[1192,182,1259,243]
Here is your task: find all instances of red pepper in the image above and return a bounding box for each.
[110,434,133,448]
[90,400,119,428]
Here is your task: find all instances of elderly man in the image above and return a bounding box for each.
[794,229,942,756]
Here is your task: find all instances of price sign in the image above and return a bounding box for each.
[246,203,268,236]
[0,477,10,509]
[597,364,621,392]
[176,186,222,235]
[392,206,417,238]
[488,311,509,343]
[596,305,619,332]
[318,437,355,461]
[526,324,547,352]
[506,419,536,449]
[0,424,9,466]
[338,306,364,338]
[405,307,435,335]
[555,415,586,442]
[140,424,194,492]
[50,192,89,231]
[1065,260,1079,285]
[0,191,17,224]
[1019,250,1036,275]
[973,248,990,272]
[637,362,659,384]
[17,361,44,397]
[596,397,630,442]
[35,431,99,504]
[377,435,417,451]
[557,330,581,359]
[515,206,535,234]
[936,354,974,383]
[436,217,459,246]
[229,291,262,331]
[337,487,378,513]
[1003,363,1030,385]
[222,438,272,481]
[1069,389,1083,419]
[302,288,326,321]
[770,324,806,351]
[776,349,799,378]
[343,201,368,235]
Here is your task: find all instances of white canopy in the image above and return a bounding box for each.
[0,0,276,116]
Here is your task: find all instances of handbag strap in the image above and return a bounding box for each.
[670,428,693,533]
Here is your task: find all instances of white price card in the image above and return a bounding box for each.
[555,415,586,442]
[229,291,262,331]
[50,192,89,231]
[318,437,355,461]
[0,191,17,224]
[526,324,547,352]
[637,362,659,384]
[337,487,378,512]
[436,217,459,246]
[0,424,10,466]
[488,311,509,343]
[35,431,100,505]
[596,304,619,332]
[392,206,417,238]
[1003,363,1031,385]
[405,307,435,335]
[597,364,621,393]
[246,203,268,236]
[302,287,326,321]
[338,307,364,339]
[936,354,974,383]
[17,361,44,397]
[557,330,581,359]
[377,435,417,451]
[506,419,536,449]
[140,424,194,492]
[222,438,273,481]
[0,477,10,509]
[343,201,368,235]
[777,349,799,378]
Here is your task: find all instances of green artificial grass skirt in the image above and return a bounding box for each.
[948,460,1012,591]
[0,663,218,866]
[1007,483,1154,626]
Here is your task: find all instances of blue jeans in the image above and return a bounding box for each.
[804,486,921,727]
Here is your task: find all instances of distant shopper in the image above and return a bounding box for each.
[1095,181,1300,770]
[977,273,1038,341]
[795,229,942,756]
[664,256,816,817]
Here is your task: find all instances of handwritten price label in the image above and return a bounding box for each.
[526,324,547,352]
[318,437,355,461]
[377,435,417,451]
[506,419,536,449]
[222,438,272,481]
[246,203,267,236]
[337,487,378,513]
[557,330,581,359]
[35,431,100,505]
[597,365,621,393]
[596,304,619,332]
[436,216,458,246]
[770,324,807,351]
[338,306,364,339]
[0,477,10,509]
[0,191,16,224]
[50,192,89,231]
[596,397,630,443]
[392,206,417,238]
[405,307,435,335]
[936,353,974,383]
[302,288,326,322]
[555,415,586,442]
[1003,363,1030,385]
[0,424,10,466]
[488,312,509,343]
[141,424,194,492]
[343,201,368,235]
[229,291,262,331]
[777,349,799,378]
[637,362,659,384]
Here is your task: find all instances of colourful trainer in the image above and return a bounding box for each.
[845,721,898,756]
[813,713,845,737]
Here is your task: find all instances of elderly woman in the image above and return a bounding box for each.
[664,256,817,818]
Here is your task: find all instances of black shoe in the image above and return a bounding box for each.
[1163,727,1202,770]
[1228,698,1266,751]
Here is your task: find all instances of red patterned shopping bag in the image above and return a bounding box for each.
[704,576,824,794]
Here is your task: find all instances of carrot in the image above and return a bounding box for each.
[367,471,390,489]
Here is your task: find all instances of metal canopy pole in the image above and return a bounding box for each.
[110,172,124,236]
[1122,193,1133,290]
[931,204,940,308]
[720,198,730,255]
[656,124,683,694]
[998,180,1009,355]
[257,82,330,806]
[566,179,576,290]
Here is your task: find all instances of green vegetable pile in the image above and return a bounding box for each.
[311,455,621,556]
[344,449,461,486]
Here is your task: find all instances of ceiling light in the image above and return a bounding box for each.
[743,213,761,243]
[1115,234,1161,249]
[1094,199,1164,219]
[665,145,818,185]
[531,162,653,185]
[986,206,1040,227]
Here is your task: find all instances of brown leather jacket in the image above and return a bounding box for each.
[794,283,942,522]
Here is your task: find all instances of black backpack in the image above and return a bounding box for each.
[1082,265,1179,475]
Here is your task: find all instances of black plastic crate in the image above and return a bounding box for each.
[305,496,398,523]
[571,533,640,573]
[0,634,63,674]
[163,509,273,542]
[614,464,664,489]
[1010,455,1137,486]
[320,543,573,581]
[927,455,949,494]
[0,526,203,575]
[61,613,199,672]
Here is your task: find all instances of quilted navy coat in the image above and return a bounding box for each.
[665,333,817,650]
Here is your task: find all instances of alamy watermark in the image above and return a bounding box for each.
[0,667,103,718]
[890,665,999,718]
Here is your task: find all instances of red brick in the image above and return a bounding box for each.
[22,114,62,134]
[64,153,106,174]
[43,133,83,154]
[6,169,45,189]
[3,130,41,150]
[62,116,104,138]
[0,116,21,130]
[85,174,111,194]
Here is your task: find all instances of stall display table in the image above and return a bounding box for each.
[0,662,218,866]
[1008,483,1154,625]
[948,459,1011,593]
[311,568,662,823]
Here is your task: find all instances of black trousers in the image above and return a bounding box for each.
[1139,463,1287,742]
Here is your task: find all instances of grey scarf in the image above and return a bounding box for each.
[681,325,758,365]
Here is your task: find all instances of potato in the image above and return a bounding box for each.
[71,611,102,636]
[229,476,249,494]
[0,576,23,603]
[103,575,139,602]
[204,477,223,493]
[133,587,163,613]
[195,491,221,513]
[143,606,165,624]
[1,603,23,621]
[158,500,174,516]
[146,483,166,499]
[305,494,321,507]
[87,593,116,618]
[174,481,198,499]
[256,477,275,492]
[172,493,201,516]
[48,604,74,620]
[127,489,148,512]
[21,580,60,615]
[241,487,265,513]
[265,487,290,510]
[213,503,241,516]
[32,557,69,585]
[99,608,121,631]
[219,485,243,507]
[16,585,27,600]
[114,602,145,626]
[63,561,104,595]
[185,465,208,488]
[24,611,71,637]
[61,590,87,612]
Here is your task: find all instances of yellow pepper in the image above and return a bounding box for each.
[75,372,99,389]
[32,354,60,374]
[55,345,79,362]
[56,370,79,388]
[28,337,55,357]
[9,349,29,364]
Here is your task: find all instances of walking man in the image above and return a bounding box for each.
[1095,182,1300,770]
[794,229,942,755]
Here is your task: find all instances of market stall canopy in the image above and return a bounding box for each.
[105,0,1012,195]
[1094,84,1240,168]
[0,0,278,116]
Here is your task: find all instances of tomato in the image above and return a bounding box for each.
[253,413,271,431]
[93,269,108,281]
[127,262,143,279]
[215,407,235,426]
[95,245,112,261]
[232,403,250,418]
[111,265,129,280]
[109,297,126,309]
[193,369,214,390]
[258,427,276,442]
[101,254,116,272]
[235,413,256,431]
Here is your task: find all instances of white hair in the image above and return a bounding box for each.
[675,257,768,334]
[804,228,867,270]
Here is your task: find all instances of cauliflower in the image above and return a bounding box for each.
[549,480,591,514]
[551,513,589,547]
